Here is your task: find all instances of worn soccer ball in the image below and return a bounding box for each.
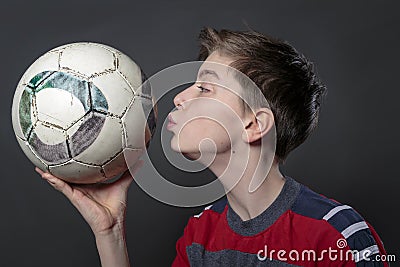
[11,42,156,183]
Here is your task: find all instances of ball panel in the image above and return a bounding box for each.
[102,148,143,179]
[12,53,59,140]
[49,160,105,184]
[28,71,55,89]
[16,136,48,172]
[102,150,126,179]
[12,85,28,140]
[18,89,34,139]
[33,121,66,145]
[73,115,123,165]
[67,112,106,158]
[36,71,90,112]
[143,96,157,138]
[60,43,115,77]
[124,147,144,167]
[29,133,69,164]
[28,133,69,164]
[117,52,142,92]
[94,43,120,54]
[28,125,69,165]
[91,72,133,117]
[36,87,86,129]
[90,82,109,113]
[122,97,149,149]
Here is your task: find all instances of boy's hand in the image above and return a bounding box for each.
[35,161,143,237]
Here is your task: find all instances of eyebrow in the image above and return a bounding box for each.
[198,69,220,80]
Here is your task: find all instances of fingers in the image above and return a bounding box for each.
[35,167,74,202]
[35,167,45,176]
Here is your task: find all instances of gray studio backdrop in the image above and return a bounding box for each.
[1,1,399,266]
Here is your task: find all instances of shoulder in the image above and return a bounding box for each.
[292,184,349,220]
[292,184,367,231]
[291,184,386,262]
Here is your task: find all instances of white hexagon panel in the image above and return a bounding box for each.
[122,96,151,150]
[33,71,92,129]
[91,71,134,117]
[60,43,116,78]
[94,43,120,54]
[117,52,143,92]
[49,159,105,184]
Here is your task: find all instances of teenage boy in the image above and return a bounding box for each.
[36,27,387,266]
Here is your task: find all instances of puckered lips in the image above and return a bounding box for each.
[167,113,177,130]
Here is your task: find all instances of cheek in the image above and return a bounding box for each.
[171,99,243,153]
[178,118,231,151]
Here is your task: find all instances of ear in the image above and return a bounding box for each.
[241,108,274,143]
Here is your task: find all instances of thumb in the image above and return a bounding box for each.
[35,167,74,202]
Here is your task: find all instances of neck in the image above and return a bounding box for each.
[207,145,285,221]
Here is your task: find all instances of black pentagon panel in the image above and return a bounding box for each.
[69,112,106,157]
[28,132,70,164]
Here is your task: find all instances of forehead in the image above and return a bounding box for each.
[198,52,242,94]
[205,51,234,65]
[199,52,234,78]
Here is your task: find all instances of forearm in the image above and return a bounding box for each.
[95,225,130,267]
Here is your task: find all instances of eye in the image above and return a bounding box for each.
[197,85,211,93]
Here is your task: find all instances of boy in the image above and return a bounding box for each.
[36,27,388,266]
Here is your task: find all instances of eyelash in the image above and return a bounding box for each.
[197,85,211,93]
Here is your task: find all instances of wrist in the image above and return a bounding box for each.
[94,221,126,242]
[94,222,130,267]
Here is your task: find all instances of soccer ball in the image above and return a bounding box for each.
[11,42,156,184]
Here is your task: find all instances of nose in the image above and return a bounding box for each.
[173,85,195,109]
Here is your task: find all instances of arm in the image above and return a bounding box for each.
[35,163,142,267]
[172,235,189,267]
[95,226,130,267]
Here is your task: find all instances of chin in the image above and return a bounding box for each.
[170,142,199,160]
[182,152,201,161]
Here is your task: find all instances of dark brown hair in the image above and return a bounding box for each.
[198,27,327,163]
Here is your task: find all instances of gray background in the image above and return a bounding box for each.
[1,0,399,266]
